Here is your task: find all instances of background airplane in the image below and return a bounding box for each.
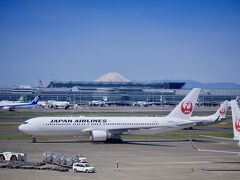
[0,96,25,104]
[0,95,40,111]
[190,100,228,126]
[47,100,70,109]
[37,100,70,109]
[189,100,240,155]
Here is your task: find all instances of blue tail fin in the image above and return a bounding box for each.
[31,95,40,105]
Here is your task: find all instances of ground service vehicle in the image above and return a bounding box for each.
[43,152,88,167]
[0,152,27,161]
[73,163,95,173]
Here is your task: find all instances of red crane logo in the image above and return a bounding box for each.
[181,101,193,114]
[219,108,226,116]
[235,118,240,132]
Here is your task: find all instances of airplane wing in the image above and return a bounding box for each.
[213,115,220,122]
[177,122,196,127]
[189,137,240,155]
[82,125,164,133]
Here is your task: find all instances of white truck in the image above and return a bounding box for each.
[72,163,95,173]
[0,152,27,161]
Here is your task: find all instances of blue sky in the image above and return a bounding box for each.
[0,0,240,86]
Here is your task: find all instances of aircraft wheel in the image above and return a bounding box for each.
[0,154,5,161]
[10,155,17,161]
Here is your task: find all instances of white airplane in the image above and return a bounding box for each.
[200,100,240,145]
[133,101,154,107]
[37,100,48,108]
[0,96,40,111]
[0,96,25,104]
[19,88,201,143]
[47,100,70,109]
[190,100,240,155]
[89,96,108,107]
[190,100,228,126]
[133,97,166,107]
[89,100,106,107]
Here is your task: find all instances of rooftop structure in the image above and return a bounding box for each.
[47,80,185,89]
[47,73,185,89]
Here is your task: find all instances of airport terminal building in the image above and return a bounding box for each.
[0,73,239,106]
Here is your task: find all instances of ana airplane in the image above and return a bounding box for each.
[190,100,240,155]
[19,88,201,143]
[0,95,40,111]
[190,100,228,126]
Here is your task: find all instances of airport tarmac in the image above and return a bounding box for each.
[0,139,239,180]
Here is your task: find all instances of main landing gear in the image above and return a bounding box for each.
[106,135,123,143]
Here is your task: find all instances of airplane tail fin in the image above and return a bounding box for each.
[236,96,240,103]
[18,96,24,102]
[31,95,40,105]
[231,100,240,141]
[211,100,228,119]
[167,88,201,120]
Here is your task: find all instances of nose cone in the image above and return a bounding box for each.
[18,124,30,134]
[18,124,25,132]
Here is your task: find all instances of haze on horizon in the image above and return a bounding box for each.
[0,0,240,86]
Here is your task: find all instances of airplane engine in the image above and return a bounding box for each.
[90,130,110,141]
[2,107,13,111]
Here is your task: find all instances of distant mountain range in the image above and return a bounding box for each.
[182,80,240,89]
[91,73,240,89]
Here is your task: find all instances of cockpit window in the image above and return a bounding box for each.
[22,122,29,124]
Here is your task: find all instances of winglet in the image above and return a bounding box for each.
[167,88,201,120]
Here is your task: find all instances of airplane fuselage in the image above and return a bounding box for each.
[19,116,193,136]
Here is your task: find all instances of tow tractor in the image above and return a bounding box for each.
[0,152,27,161]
